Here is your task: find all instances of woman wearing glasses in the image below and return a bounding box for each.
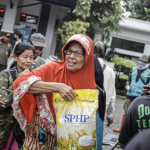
[12,34,98,149]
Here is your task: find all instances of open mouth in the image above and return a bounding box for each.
[68,61,76,65]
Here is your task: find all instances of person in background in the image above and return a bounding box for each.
[0,43,35,149]
[94,41,116,126]
[0,33,12,71]
[119,94,150,148]
[114,54,150,132]
[124,129,150,150]
[13,31,22,46]
[30,33,46,69]
[7,31,22,70]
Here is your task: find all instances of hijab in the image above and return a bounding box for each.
[13,34,96,135]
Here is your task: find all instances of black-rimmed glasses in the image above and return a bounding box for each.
[64,49,85,57]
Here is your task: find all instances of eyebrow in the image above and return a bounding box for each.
[22,54,34,56]
[68,48,83,52]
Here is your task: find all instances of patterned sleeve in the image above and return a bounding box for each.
[0,70,13,111]
[12,76,57,136]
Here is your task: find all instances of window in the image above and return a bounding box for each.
[20,13,38,24]
[111,37,145,53]
[0,8,5,18]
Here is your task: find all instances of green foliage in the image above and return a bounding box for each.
[122,59,137,69]
[112,57,136,73]
[116,89,127,96]
[58,20,90,45]
[72,0,124,42]
[119,74,129,80]
[123,0,150,21]
[112,57,124,66]
[58,0,124,44]
[116,95,126,99]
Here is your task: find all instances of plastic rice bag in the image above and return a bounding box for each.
[53,89,98,150]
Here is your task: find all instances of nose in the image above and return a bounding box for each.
[35,49,40,53]
[70,52,76,58]
[26,57,33,63]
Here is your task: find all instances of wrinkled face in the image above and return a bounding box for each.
[33,46,44,59]
[65,42,85,72]
[14,49,34,73]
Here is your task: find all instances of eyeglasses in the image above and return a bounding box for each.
[34,46,43,51]
[64,49,85,57]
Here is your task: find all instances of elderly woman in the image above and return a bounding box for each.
[0,43,35,149]
[12,34,101,149]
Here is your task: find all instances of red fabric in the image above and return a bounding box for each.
[13,34,96,123]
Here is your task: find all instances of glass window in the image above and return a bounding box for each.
[133,42,145,53]
[122,40,133,51]
[111,38,122,49]
[111,37,144,53]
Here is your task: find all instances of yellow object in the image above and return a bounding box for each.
[6,33,11,37]
[53,89,98,150]
[7,43,11,48]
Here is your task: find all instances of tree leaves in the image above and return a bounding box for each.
[73,0,124,42]
[58,0,124,44]
[123,0,150,21]
[58,20,90,45]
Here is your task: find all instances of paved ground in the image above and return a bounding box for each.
[102,97,125,150]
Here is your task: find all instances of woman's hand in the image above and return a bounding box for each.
[58,83,77,101]
[0,95,5,108]
[125,85,130,91]
[29,81,77,101]
[107,117,113,126]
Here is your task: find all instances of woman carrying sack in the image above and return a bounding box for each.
[12,34,103,149]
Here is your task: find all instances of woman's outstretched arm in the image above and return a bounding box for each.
[28,81,77,101]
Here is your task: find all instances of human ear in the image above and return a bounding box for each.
[13,54,17,62]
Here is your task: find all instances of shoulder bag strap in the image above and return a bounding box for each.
[140,76,146,85]
[9,69,17,82]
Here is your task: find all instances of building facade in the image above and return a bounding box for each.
[94,18,150,63]
[0,0,150,61]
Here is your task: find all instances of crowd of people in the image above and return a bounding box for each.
[0,31,149,150]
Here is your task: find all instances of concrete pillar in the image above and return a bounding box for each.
[15,0,24,24]
[1,0,19,33]
[50,32,57,55]
[42,5,58,59]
